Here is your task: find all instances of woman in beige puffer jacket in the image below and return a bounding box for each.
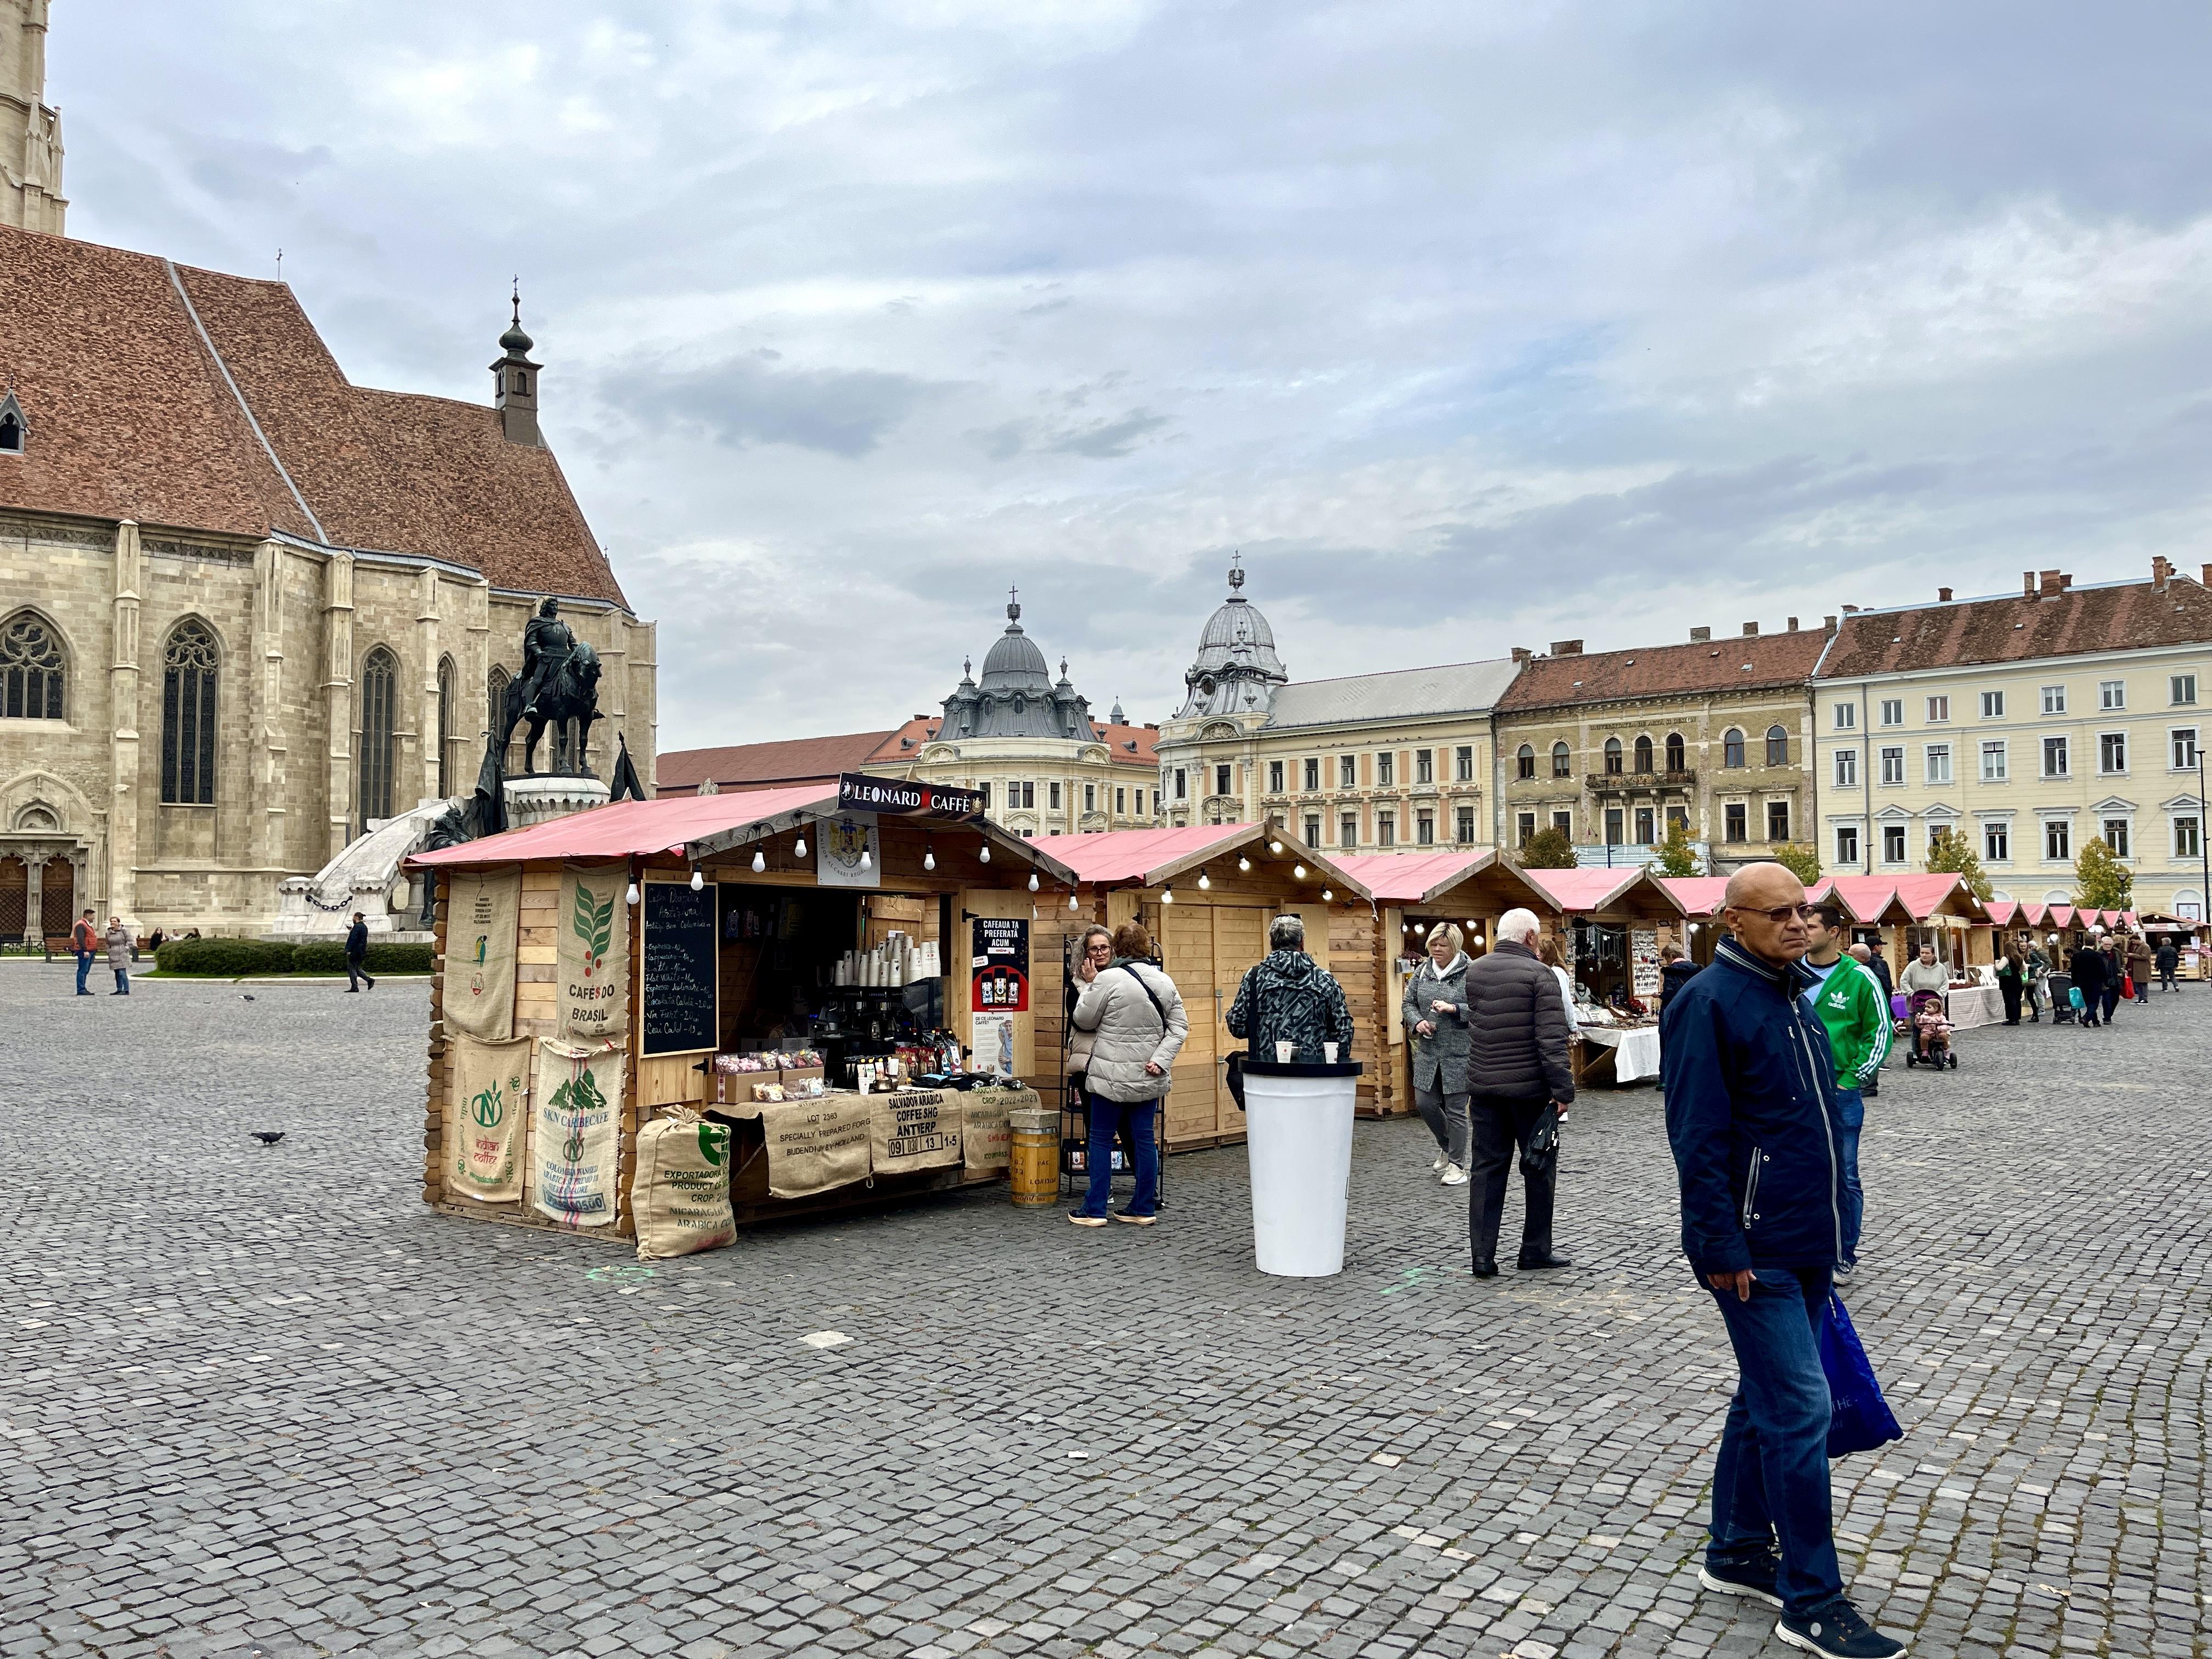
[1068,922,1187,1225]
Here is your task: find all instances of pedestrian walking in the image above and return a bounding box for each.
[2155,938,2179,992]
[1068,921,1186,1227]
[2068,936,2107,1028]
[1801,902,1888,1281]
[344,912,376,991]
[1898,944,1948,1001]
[71,907,99,996]
[104,916,132,996]
[2095,932,2123,1025]
[1661,862,1905,1658]
[1994,944,2025,1026]
[1224,913,1355,1063]
[1460,908,1575,1279]
[1404,924,1473,1186]
[1848,944,1893,1097]
[2126,933,2152,1005]
[2021,938,2047,1022]
[1658,943,1701,1015]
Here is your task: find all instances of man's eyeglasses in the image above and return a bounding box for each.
[1728,903,1820,924]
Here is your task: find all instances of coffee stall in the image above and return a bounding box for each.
[408,776,1081,1246]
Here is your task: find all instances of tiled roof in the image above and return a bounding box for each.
[1496,630,1829,713]
[0,224,627,605]
[1264,658,1522,730]
[860,716,1160,767]
[1814,571,2212,679]
[655,731,898,797]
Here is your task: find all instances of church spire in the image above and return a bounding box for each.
[490,281,543,447]
[2,0,68,235]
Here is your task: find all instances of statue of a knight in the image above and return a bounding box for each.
[518,596,575,719]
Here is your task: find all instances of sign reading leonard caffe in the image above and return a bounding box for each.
[836,774,983,820]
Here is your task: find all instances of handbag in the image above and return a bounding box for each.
[1819,1291,1903,1456]
[1519,1103,1560,1178]
[1223,1051,1245,1108]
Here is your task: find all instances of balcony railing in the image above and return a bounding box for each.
[1585,768,1697,793]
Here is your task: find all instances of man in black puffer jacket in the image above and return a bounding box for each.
[1461,907,1576,1277]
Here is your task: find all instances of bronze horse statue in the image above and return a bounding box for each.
[498,640,602,778]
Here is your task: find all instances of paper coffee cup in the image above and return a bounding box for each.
[1275,1040,1295,1063]
[1324,1042,1339,1063]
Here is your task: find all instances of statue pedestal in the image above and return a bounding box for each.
[504,774,610,831]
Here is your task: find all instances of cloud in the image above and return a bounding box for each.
[599,352,947,458]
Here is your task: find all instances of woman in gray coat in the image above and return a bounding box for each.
[104,916,133,995]
[1069,921,1188,1227]
[1403,923,1472,1184]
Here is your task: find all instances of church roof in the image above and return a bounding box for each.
[0,223,628,607]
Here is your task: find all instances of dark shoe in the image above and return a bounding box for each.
[1776,1600,1906,1658]
[1471,1259,1499,1279]
[1698,1555,1782,1610]
[76,990,93,996]
[1516,1251,1572,1270]
[345,987,358,993]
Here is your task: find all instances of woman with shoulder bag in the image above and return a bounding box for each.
[1068,921,1187,1227]
[1065,927,1112,1094]
[1403,923,1474,1186]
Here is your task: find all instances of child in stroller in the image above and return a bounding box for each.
[1904,988,1957,1069]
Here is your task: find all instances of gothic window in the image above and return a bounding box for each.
[1664,731,1685,772]
[487,664,516,771]
[1633,734,1654,773]
[0,392,24,454]
[0,610,65,720]
[160,619,219,804]
[359,647,399,826]
[437,656,457,798]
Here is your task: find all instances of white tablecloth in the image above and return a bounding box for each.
[1944,984,2006,1029]
[1577,1023,1662,1083]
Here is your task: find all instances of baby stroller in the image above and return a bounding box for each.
[2046,970,2076,1026]
[1903,989,1957,1069]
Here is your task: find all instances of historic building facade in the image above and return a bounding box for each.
[1811,562,2212,918]
[0,1,65,234]
[1492,623,1827,870]
[0,220,654,939]
[1154,566,1514,854]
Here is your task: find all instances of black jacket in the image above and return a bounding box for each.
[1460,940,1575,1104]
[2068,945,2105,992]
[1658,957,1701,1013]
[346,921,369,961]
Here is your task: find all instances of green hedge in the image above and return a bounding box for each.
[151,938,436,976]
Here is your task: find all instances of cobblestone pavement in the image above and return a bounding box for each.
[3,965,2207,1659]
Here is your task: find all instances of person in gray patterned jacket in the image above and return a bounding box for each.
[1226,915,1355,1063]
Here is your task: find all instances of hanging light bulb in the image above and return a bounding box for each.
[979,844,990,863]
[1028,870,1040,893]
[793,831,808,857]
[924,845,936,872]
[1322,887,1334,902]
[1269,839,1284,854]
[1161,885,1175,905]
[1238,856,1251,872]
[752,847,766,873]
[1068,889,1079,910]
[859,845,872,870]
[1293,864,1307,880]
[1198,870,1211,890]
[625,881,640,906]
[690,868,703,892]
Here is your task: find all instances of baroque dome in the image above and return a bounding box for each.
[1175,560,1288,720]
[941,590,1097,742]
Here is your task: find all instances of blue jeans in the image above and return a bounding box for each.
[112,967,129,994]
[1076,1093,1158,1218]
[1833,1088,1863,1264]
[1707,1265,1843,1617]
[76,950,94,993]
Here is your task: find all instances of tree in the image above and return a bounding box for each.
[1517,825,1577,868]
[1768,841,1821,887]
[2073,835,2134,911]
[1650,817,1702,878]
[1925,826,1994,903]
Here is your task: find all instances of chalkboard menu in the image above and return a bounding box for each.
[641,880,718,1056]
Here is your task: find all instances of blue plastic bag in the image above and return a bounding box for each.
[2069,985,2085,1010]
[1820,1291,1903,1457]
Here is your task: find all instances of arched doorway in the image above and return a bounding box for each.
[39,856,74,940]
[0,855,25,943]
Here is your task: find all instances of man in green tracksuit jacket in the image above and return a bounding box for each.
[1802,901,1890,1276]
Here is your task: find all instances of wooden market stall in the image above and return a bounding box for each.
[1810,874,1987,978]
[407,777,1082,1244]
[1331,850,1563,1111]
[1043,824,1368,1150]
[1517,867,1686,1087]
[1655,876,1733,966]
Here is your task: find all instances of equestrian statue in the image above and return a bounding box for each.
[501,596,603,779]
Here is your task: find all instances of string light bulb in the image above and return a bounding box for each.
[1028,870,1040,893]
[1269,840,1284,854]
[1238,856,1251,872]
[1322,887,1334,902]
[625,881,640,906]
[1068,890,1079,911]
[979,844,991,863]
[1293,864,1307,880]
[793,831,807,857]
[859,845,871,870]
[1198,870,1211,890]
[751,847,766,873]
[924,845,936,871]
[1161,885,1175,905]
[690,868,703,892]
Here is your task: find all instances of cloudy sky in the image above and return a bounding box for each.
[63,2,2212,753]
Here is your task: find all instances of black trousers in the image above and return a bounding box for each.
[346,956,375,990]
[1999,978,2022,1024]
[1467,1093,1556,1265]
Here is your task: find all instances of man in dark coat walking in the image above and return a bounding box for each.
[1460,907,1576,1278]
[1661,862,1904,1658]
[2068,936,2107,1027]
[1658,944,1700,1015]
[345,912,376,992]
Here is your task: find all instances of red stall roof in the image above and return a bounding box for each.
[1810,873,1983,923]
[1657,876,1735,917]
[1331,850,1491,904]
[1983,900,2020,926]
[1521,866,1686,916]
[1046,823,1357,894]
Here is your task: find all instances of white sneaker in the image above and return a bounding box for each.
[1440,1164,1469,1186]
[1431,1156,1448,1173]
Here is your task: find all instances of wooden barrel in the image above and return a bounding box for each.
[1008,1107,1059,1207]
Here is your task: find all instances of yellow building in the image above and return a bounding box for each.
[1812,561,2212,919]
[1153,565,1513,854]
